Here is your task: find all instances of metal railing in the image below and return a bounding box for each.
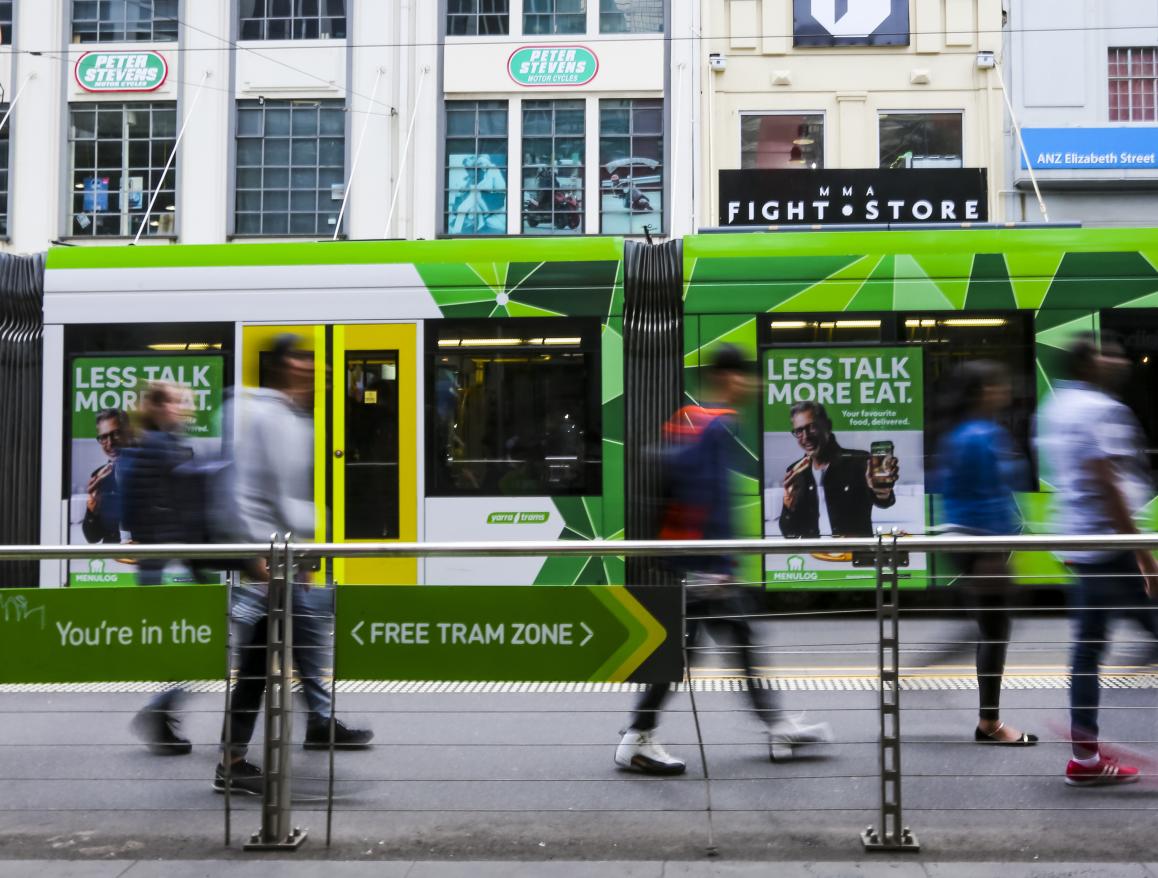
[2,532,1157,858]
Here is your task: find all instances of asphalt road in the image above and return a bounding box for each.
[1,614,1156,863]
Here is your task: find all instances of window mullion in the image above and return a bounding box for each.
[120,108,131,237]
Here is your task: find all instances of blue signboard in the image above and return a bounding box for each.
[83,176,109,212]
[1021,128,1158,170]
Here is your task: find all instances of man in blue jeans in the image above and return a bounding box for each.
[1038,331,1158,786]
[215,336,373,796]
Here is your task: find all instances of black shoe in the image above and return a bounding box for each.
[304,718,374,750]
[130,708,192,756]
[213,759,264,796]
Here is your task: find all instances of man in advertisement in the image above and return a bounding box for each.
[82,408,130,544]
[778,401,898,538]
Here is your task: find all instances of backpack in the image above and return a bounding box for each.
[655,405,735,541]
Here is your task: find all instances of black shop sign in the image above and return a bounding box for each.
[793,0,910,47]
[718,169,989,227]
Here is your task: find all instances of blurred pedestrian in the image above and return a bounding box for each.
[123,382,201,754]
[1038,331,1158,786]
[215,335,373,797]
[934,361,1037,746]
[615,345,832,774]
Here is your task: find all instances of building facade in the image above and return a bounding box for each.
[700,0,1006,227]
[1007,0,1158,226]
[0,1,700,254]
[2,1,434,253]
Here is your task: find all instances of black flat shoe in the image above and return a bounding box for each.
[975,722,1038,746]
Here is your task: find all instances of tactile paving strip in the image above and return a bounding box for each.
[2,673,1155,694]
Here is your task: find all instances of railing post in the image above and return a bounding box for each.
[245,534,307,851]
[862,530,919,852]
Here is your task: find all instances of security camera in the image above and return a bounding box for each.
[708,53,727,72]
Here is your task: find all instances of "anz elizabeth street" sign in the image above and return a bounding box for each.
[75,51,168,93]
[508,45,598,87]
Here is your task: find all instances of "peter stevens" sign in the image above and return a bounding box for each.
[75,51,168,93]
[508,45,598,87]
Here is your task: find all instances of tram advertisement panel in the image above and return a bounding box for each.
[763,346,925,586]
[67,355,224,587]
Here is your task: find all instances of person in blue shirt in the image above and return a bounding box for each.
[935,360,1037,746]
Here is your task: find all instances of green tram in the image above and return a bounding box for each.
[40,226,1158,591]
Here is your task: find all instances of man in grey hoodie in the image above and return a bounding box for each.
[214,335,372,796]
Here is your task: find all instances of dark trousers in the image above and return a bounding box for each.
[630,582,779,732]
[221,586,335,758]
[1069,552,1158,759]
[956,553,1013,723]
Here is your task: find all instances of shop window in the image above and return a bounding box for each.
[445,100,509,236]
[72,0,178,42]
[235,99,345,236]
[525,0,586,35]
[522,100,585,235]
[428,319,602,496]
[69,102,176,237]
[0,106,8,238]
[1109,47,1158,122]
[0,1,12,45]
[239,0,346,40]
[879,112,963,168]
[600,0,662,33]
[740,113,824,170]
[448,0,509,35]
[599,97,663,235]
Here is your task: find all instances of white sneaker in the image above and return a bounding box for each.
[768,715,834,762]
[614,728,687,775]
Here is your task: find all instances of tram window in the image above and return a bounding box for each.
[427,319,602,496]
[344,353,400,539]
[1100,311,1158,473]
[902,313,1037,485]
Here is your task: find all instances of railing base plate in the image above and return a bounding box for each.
[861,826,919,852]
[244,827,308,851]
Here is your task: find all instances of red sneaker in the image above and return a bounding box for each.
[1065,756,1140,787]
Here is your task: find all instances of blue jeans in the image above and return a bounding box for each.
[1069,553,1158,759]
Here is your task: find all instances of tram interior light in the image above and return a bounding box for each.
[770,321,808,329]
[942,318,1007,327]
[906,318,1007,328]
[148,343,222,351]
[440,337,582,348]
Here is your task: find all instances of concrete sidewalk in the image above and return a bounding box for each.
[1,860,1156,877]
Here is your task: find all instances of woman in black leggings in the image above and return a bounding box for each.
[936,361,1037,746]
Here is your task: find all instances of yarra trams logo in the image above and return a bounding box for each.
[793,0,909,47]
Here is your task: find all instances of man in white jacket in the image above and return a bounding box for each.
[214,335,373,796]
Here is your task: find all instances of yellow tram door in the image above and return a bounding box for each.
[331,324,418,586]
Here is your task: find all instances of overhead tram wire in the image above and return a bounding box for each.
[4,17,1158,57]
